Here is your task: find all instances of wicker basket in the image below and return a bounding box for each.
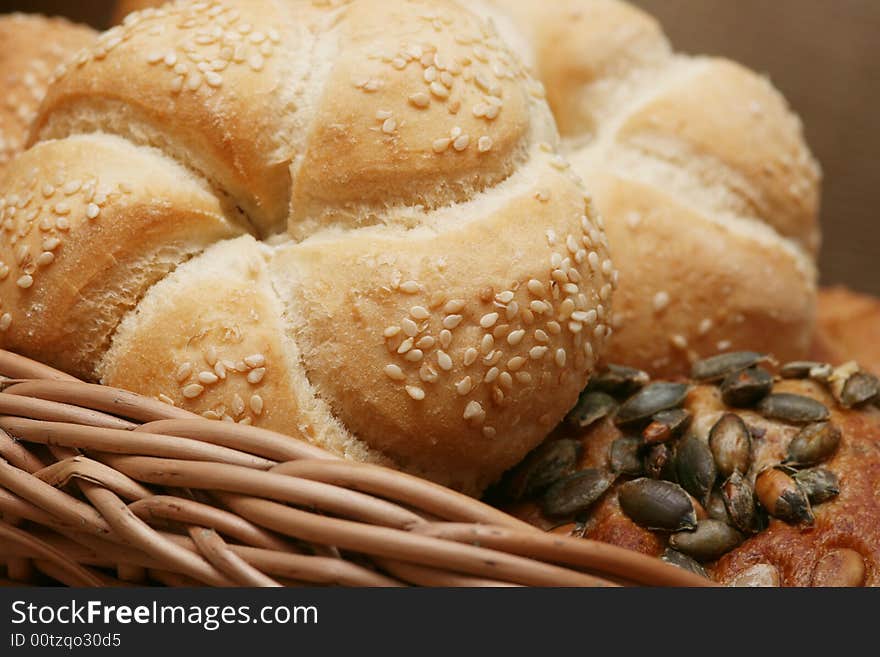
[0,350,708,587]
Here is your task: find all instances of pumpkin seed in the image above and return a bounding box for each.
[504,439,581,500]
[616,382,689,428]
[720,366,773,407]
[729,563,781,587]
[793,467,840,504]
[810,548,866,587]
[587,364,650,397]
[706,488,732,523]
[661,548,709,579]
[609,436,644,476]
[644,443,675,481]
[617,478,698,531]
[757,393,830,424]
[721,470,757,533]
[691,351,766,382]
[565,390,617,428]
[669,519,744,562]
[540,468,615,517]
[755,467,814,525]
[839,371,880,408]
[675,434,716,506]
[642,408,692,445]
[708,413,752,478]
[780,361,830,380]
[785,421,841,466]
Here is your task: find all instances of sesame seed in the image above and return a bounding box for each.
[717,340,732,351]
[653,291,670,312]
[455,376,473,395]
[182,383,204,399]
[175,363,193,382]
[416,336,435,349]
[399,280,420,294]
[430,81,449,98]
[529,345,548,360]
[382,118,397,134]
[410,305,430,320]
[419,363,438,383]
[214,361,227,379]
[483,426,497,438]
[409,92,430,108]
[437,350,453,371]
[397,337,414,354]
[250,394,264,415]
[384,326,401,338]
[555,349,567,367]
[198,371,219,385]
[158,394,175,406]
[698,318,713,335]
[247,368,266,384]
[439,329,452,349]
[530,300,547,314]
[496,290,514,304]
[671,334,688,350]
[493,324,510,340]
[384,364,405,381]
[244,353,266,368]
[16,275,33,289]
[602,259,614,276]
[406,385,426,401]
[443,314,463,329]
[401,318,419,336]
[507,356,526,371]
[480,334,495,354]
[444,299,465,313]
[453,134,470,151]
[205,71,223,87]
[477,136,493,153]
[0,313,11,331]
[505,302,519,321]
[547,321,562,335]
[480,312,499,328]
[485,367,500,383]
[483,350,502,366]
[527,279,545,297]
[37,251,54,266]
[534,329,549,343]
[404,349,424,362]
[463,348,478,366]
[515,372,532,384]
[507,329,525,346]
[463,400,485,423]
[432,138,451,153]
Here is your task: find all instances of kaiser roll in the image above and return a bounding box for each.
[480,0,821,376]
[0,14,96,173]
[0,0,617,494]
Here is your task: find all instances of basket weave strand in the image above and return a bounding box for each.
[0,349,710,587]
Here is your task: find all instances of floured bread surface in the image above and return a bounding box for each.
[0,0,617,494]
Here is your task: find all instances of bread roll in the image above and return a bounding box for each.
[0,14,96,174]
[0,0,616,493]
[814,287,880,375]
[481,0,821,375]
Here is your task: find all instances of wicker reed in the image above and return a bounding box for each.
[0,350,709,587]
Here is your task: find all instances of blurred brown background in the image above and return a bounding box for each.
[2,0,878,294]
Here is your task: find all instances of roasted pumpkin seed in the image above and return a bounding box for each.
[661,548,709,579]
[706,489,732,523]
[839,371,880,408]
[708,413,752,478]
[540,468,615,517]
[780,360,831,381]
[755,467,814,525]
[669,519,744,562]
[587,364,650,397]
[565,390,618,428]
[793,467,840,504]
[691,351,766,382]
[609,436,644,476]
[644,443,675,480]
[642,408,692,445]
[618,478,698,531]
[616,382,689,427]
[811,548,866,587]
[504,439,581,500]
[720,366,773,407]
[757,393,830,424]
[721,470,757,533]
[675,434,716,505]
[785,421,841,466]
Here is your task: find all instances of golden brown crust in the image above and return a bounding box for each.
[814,287,880,375]
[0,14,96,173]
[1,0,615,494]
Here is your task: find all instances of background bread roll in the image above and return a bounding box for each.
[482,0,821,375]
[0,13,96,173]
[0,0,617,493]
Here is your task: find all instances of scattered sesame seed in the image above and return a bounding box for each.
[409,92,430,108]
[463,348,478,366]
[214,361,227,379]
[555,349,567,367]
[157,393,175,406]
[419,363,439,383]
[0,313,11,331]
[463,400,485,423]
[534,329,549,343]
[485,367,500,383]
[250,394,264,415]
[397,337,414,354]
[698,318,713,335]
[443,314,463,329]
[247,367,266,384]
[671,334,688,350]
[437,350,453,371]
[479,312,499,328]
[232,394,246,417]
[507,356,526,371]
[382,118,397,134]
[384,364,405,381]
[482,426,496,438]
[175,363,193,382]
[477,136,493,153]
[455,376,473,395]
[507,329,525,346]
[198,371,219,385]
[36,251,54,266]
[402,318,419,337]
[429,81,449,98]
[496,290,514,304]
[406,385,426,401]
[410,305,430,320]
[384,326,401,338]
[432,137,451,153]
[416,336,435,349]
[399,280,420,294]
[480,334,495,354]
[653,291,670,312]
[244,353,265,368]
[439,329,452,349]
[529,345,548,360]
[204,71,223,87]
[515,372,532,384]
[453,134,470,151]
[404,349,424,362]
[182,383,204,399]
[16,275,33,289]
[444,299,465,314]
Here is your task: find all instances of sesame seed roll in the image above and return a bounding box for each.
[0,0,616,494]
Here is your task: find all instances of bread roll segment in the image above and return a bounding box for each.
[0,0,616,493]
[486,0,821,375]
